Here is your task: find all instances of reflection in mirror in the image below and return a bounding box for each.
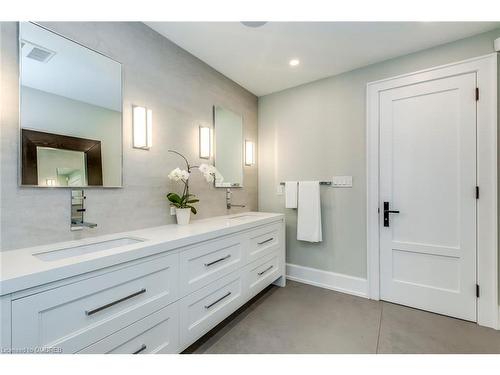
[213,106,243,188]
[38,148,86,187]
[19,22,122,187]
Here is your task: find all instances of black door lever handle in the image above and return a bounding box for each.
[383,202,399,227]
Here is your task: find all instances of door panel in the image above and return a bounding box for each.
[379,72,477,321]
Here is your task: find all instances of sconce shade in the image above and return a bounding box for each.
[199,126,211,159]
[245,140,255,166]
[133,105,152,149]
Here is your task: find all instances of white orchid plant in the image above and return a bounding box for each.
[167,150,223,214]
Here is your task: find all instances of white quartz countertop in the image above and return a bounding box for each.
[0,212,284,296]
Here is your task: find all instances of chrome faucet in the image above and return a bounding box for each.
[71,189,97,231]
[77,221,98,229]
[226,188,246,210]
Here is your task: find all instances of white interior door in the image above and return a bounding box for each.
[379,72,477,321]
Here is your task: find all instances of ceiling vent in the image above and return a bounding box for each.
[21,40,56,63]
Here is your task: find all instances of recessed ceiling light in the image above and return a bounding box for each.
[289,59,300,67]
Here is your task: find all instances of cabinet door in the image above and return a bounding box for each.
[0,295,11,353]
[244,250,281,299]
[179,271,243,349]
[179,235,244,297]
[247,223,281,263]
[79,302,179,354]
[12,253,178,354]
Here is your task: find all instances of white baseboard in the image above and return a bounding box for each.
[286,263,369,298]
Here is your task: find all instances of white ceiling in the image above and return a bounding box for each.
[146,22,500,96]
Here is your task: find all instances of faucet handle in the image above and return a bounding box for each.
[71,189,96,230]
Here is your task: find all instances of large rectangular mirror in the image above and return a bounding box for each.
[19,22,122,187]
[213,106,243,188]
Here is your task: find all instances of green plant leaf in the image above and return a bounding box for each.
[167,193,182,204]
[186,205,197,214]
[186,199,199,204]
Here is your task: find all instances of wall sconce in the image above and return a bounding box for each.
[245,140,255,166]
[199,126,211,159]
[133,105,152,149]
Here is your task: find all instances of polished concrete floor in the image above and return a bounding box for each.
[184,280,500,354]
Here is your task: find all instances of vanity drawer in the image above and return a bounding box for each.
[179,235,243,296]
[78,302,179,354]
[247,222,281,263]
[244,250,280,298]
[11,253,179,354]
[179,271,243,348]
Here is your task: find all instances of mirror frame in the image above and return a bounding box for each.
[18,22,124,188]
[213,105,244,188]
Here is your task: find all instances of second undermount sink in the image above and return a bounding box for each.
[33,237,145,262]
[227,214,255,220]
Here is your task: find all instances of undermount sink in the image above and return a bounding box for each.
[228,214,255,220]
[33,237,145,262]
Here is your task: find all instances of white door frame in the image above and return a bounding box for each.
[366,53,498,329]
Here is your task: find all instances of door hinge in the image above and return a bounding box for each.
[475,87,479,101]
[476,284,480,298]
[476,186,480,199]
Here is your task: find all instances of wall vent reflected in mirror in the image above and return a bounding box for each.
[24,42,56,63]
[19,22,123,187]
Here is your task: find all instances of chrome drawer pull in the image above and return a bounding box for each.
[257,238,274,245]
[204,254,231,267]
[85,288,146,316]
[133,344,147,354]
[258,265,274,276]
[204,291,232,309]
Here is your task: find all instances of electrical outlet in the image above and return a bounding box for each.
[170,206,176,216]
[332,176,353,188]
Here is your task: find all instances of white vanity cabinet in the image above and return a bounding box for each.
[179,270,244,348]
[179,233,245,297]
[11,253,179,354]
[78,302,180,354]
[0,213,285,354]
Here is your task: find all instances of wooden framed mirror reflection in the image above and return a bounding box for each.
[21,129,103,186]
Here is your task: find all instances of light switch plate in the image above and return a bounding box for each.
[170,206,176,216]
[332,176,352,187]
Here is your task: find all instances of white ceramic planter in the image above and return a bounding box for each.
[175,208,191,225]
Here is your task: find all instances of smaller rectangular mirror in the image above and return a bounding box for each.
[213,106,243,188]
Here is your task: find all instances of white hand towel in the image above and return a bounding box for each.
[297,181,322,242]
[285,181,298,208]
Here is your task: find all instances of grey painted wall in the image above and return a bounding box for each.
[0,22,258,251]
[259,28,500,279]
